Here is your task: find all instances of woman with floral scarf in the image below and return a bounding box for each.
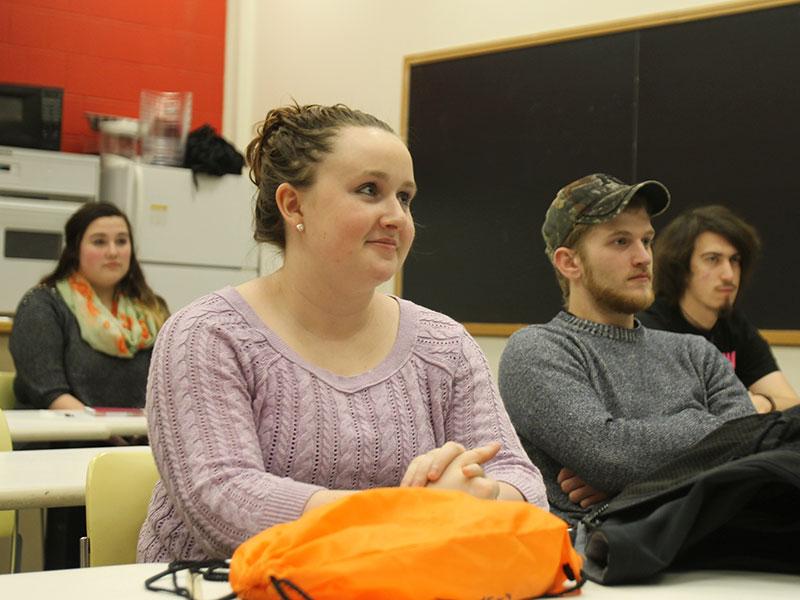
[9,201,169,570]
[10,202,168,412]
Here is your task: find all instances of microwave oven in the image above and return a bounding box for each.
[0,83,63,151]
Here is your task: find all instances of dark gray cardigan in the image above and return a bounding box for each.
[9,286,153,409]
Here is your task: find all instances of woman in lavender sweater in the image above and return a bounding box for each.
[137,103,547,561]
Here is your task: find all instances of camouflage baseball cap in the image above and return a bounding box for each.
[542,173,670,256]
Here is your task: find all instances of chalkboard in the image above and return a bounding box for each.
[401,0,800,342]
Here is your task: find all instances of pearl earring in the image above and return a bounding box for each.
[296,223,305,232]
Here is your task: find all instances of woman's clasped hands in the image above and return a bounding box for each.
[400,441,502,500]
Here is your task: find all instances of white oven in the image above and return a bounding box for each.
[0,146,99,314]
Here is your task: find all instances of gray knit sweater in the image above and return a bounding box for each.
[498,311,755,525]
[9,286,153,409]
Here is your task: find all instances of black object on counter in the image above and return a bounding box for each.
[183,124,244,178]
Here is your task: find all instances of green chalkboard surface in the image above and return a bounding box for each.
[401,0,800,339]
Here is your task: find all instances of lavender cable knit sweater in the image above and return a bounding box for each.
[137,287,547,561]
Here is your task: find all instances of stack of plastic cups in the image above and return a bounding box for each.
[139,90,193,167]
[99,118,140,161]
[98,117,140,207]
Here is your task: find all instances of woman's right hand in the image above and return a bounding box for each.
[48,393,85,410]
[400,441,502,498]
[400,441,472,488]
[425,442,501,499]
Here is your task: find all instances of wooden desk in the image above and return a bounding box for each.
[0,446,151,510]
[5,409,147,443]
[0,563,798,599]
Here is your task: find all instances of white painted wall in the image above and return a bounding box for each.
[224,0,800,390]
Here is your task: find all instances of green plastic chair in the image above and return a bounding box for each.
[79,449,159,567]
[0,372,14,411]
[0,409,20,573]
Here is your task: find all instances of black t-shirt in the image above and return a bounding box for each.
[638,296,778,388]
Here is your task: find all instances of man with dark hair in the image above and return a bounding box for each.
[499,174,757,533]
[639,205,798,412]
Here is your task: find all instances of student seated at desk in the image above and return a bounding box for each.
[10,202,169,412]
[638,205,800,412]
[498,174,757,537]
[9,201,168,569]
[138,103,547,562]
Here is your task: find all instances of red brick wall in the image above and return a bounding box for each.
[0,0,226,154]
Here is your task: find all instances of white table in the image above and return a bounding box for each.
[581,569,800,598]
[0,563,230,599]
[5,409,147,443]
[1,563,799,599]
[0,445,151,510]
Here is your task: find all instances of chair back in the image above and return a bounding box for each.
[0,409,10,453]
[0,372,14,411]
[83,449,159,567]
[0,410,15,543]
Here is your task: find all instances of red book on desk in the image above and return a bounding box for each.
[84,407,145,417]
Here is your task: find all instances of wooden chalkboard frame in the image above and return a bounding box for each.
[398,0,800,346]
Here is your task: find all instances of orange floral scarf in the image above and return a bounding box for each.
[56,273,160,358]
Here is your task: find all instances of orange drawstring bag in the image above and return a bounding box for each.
[229,487,583,599]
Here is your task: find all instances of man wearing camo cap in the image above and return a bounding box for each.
[498,173,756,536]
